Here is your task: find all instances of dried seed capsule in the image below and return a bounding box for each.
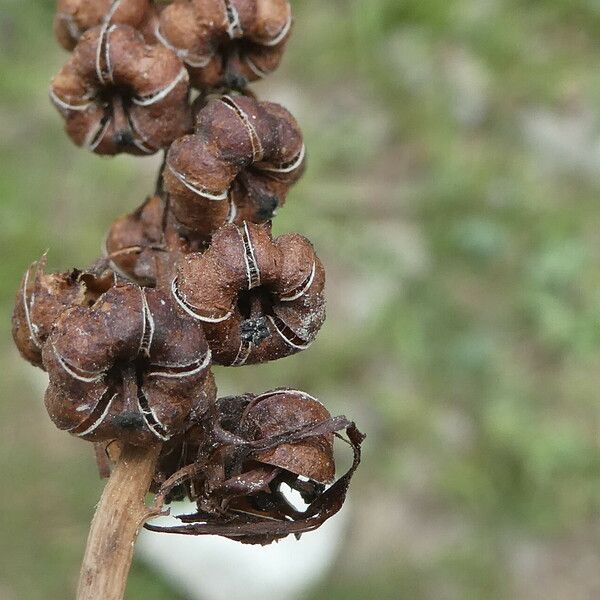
[43,283,216,446]
[104,196,200,287]
[172,222,325,366]
[11,257,114,369]
[104,196,166,285]
[153,389,335,506]
[147,389,364,545]
[50,24,191,155]
[54,0,151,51]
[155,0,292,89]
[164,95,305,241]
[238,389,336,483]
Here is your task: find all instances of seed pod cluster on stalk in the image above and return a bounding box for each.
[12,0,363,544]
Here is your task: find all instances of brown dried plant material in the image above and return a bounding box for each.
[12,257,115,369]
[104,196,167,285]
[147,389,365,545]
[54,0,151,50]
[172,222,325,366]
[50,23,191,155]
[10,0,369,589]
[104,195,202,287]
[154,0,292,89]
[164,94,305,241]
[235,389,336,484]
[42,283,216,446]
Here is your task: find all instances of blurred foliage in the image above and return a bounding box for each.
[1,0,600,599]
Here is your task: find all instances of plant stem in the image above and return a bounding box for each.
[76,443,162,600]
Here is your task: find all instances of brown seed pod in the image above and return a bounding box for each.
[50,23,191,155]
[152,389,335,502]
[147,389,365,545]
[172,222,325,366]
[154,0,292,89]
[42,283,216,446]
[104,196,166,285]
[104,195,202,287]
[164,94,305,241]
[54,0,151,51]
[11,257,114,369]
[195,390,335,515]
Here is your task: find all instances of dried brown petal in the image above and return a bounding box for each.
[155,0,292,89]
[165,95,304,241]
[43,283,215,446]
[51,24,191,155]
[240,389,336,483]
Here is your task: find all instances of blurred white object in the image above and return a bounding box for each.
[522,107,600,180]
[137,501,348,600]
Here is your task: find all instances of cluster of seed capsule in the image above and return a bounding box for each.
[51,0,294,155]
[12,0,362,544]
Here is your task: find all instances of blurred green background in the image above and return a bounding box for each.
[2,0,600,598]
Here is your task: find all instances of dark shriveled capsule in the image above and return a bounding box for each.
[147,389,364,545]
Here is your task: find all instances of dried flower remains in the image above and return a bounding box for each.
[147,389,364,545]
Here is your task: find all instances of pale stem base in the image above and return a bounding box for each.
[76,443,162,600]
